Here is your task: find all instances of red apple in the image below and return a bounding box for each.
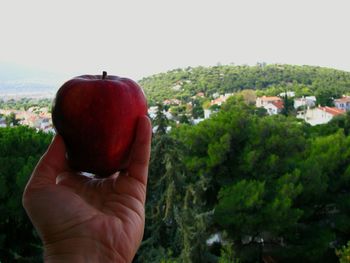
[52,71,148,177]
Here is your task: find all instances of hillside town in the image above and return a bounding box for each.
[254,93,347,126]
[0,106,54,132]
[151,91,349,127]
[0,91,349,132]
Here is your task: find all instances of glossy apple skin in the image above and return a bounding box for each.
[52,74,148,177]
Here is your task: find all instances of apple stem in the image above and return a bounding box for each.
[102,71,107,79]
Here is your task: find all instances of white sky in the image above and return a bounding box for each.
[1,0,350,80]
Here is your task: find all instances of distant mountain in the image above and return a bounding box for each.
[0,81,56,99]
[0,62,65,99]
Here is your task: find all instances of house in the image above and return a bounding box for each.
[164,110,174,120]
[204,109,212,119]
[334,96,350,111]
[206,232,222,246]
[256,96,284,115]
[264,100,284,115]
[0,116,6,127]
[191,92,205,99]
[279,91,295,97]
[40,118,52,130]
[172,81,183,91]
[196,92,205,97]
[294,96,316,109]
[212,92,220,99]
[163,99,181,105]
[192,118,205,125]
[210,93,233,106]
[298,106,345,126]
[256,96,282,108]
[148,106,158,119]
[210,97,226,106]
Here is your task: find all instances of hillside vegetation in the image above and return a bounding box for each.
[139,97,350,263]
[140,64,350,105]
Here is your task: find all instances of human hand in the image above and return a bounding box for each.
[22,116,152,263]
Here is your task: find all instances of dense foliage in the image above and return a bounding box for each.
[137,96,350,262]
[139,64,350,106]
[0,126,52,262]
[336,241,350,262]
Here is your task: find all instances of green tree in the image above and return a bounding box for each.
[5,112,19,126]
[176,184,215,263]
[153,103,169,136]
[281,93,295,116]
[218,241,240,263]
[336,241,350,263]
[134,68,350,262]
[0,126,52,262]
[192,99,205,119]
[137,133,187,262]
[315,88,336,106]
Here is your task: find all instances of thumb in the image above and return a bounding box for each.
[25,134,70,189]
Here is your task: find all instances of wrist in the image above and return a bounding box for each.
[43,238,122,263]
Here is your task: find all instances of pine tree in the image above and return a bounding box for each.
[153,103,169,136]
[137,132,186,262]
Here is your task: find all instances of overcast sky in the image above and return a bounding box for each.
[1,0,350,80]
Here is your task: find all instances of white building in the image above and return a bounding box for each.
[192,118,204,125]
[264,101,284,115]
[164,111,174,120]
[297,106,345,126]
[148,106,158,119]
[294,96,316,109]
[256,96,282,108]
[279,91,295,97]
[210,93,233,106]
[40,118,52,130]
[334,96,350,111]
[204,109,212,119]
[0,117,6,127]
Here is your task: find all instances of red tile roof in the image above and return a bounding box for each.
[271,100,284,109]
[211,96,230,105]
[260,96,281,101]
[319,106,345,116]
[334,97,350,103]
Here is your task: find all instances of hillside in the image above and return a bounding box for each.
[139,64,350,105]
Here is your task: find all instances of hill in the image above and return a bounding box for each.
[139,64,350,105]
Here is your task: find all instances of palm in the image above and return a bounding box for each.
[23,117,151,262]
[31,172,145,261]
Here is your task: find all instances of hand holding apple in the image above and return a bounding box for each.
[23,116,152,262]
[52,71,148,177]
